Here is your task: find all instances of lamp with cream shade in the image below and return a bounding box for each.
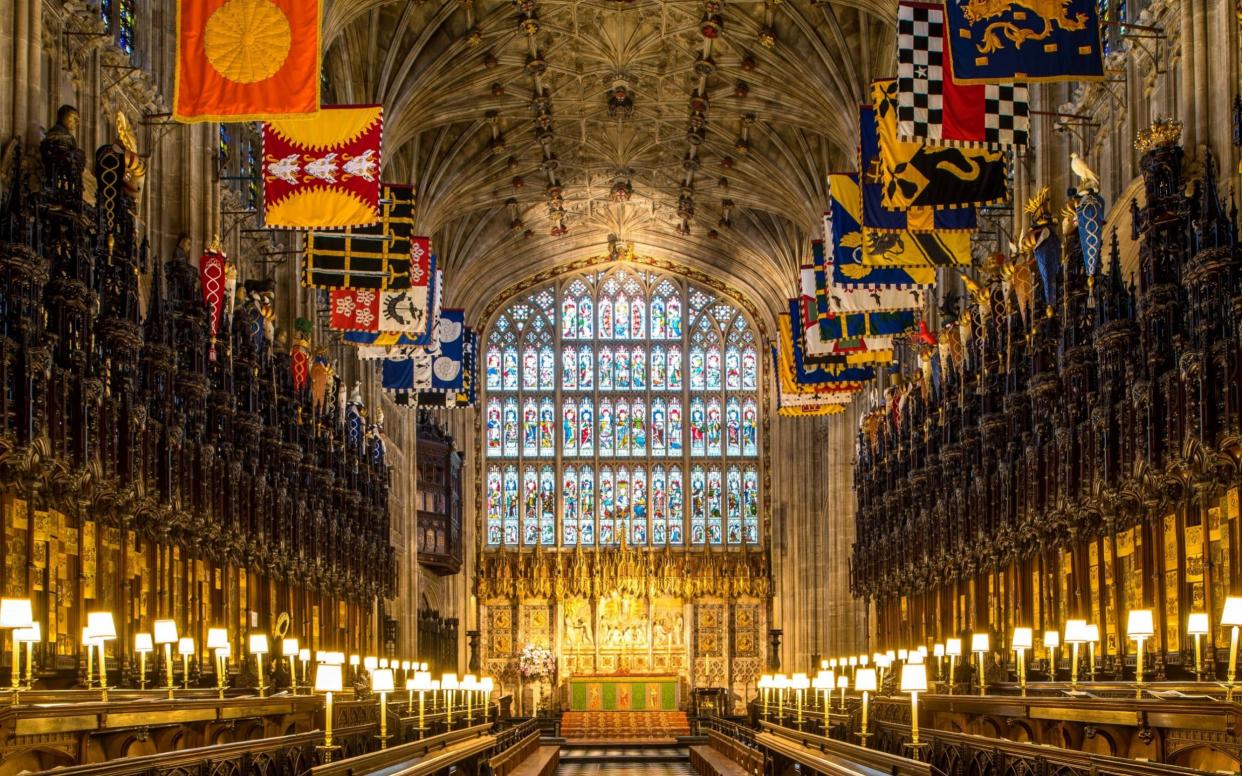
[154,619,178,698]
[207,628,229,698]
[1043,630,1060,681]
[1223,597,1242,700]
[900,662,928,757]
[411,670,433,736]
[134,632,153,690]
[0,597,32,700]
[282,638,299,695]
[811,672,831,726]
[249,633,270,697]
[314,662,343,759]
[1188,612,1209,681]
[855,668,877,746]
[372,668,394,748]
[442,673,459,726]
[836,673,848,710]
[1127,609,1154,695]
[1084,624,1100,680]
[14,624,39,689]
[791,672,810,726]
[480,676,495,723]
[970,633,990,696]
[945,638,961,695]
[88,612,116,700]
[1012,627,1033,695]
[1064,619,1088,689]
[758,674,772,719]
[178,637,195,690]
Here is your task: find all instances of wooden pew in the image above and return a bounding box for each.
[310,723,493,776]
[487,728,560,776]
[689,728,764,775]
[756,723,932,776]
[28,731,321,776]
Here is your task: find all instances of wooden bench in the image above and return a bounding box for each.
[755,725,932,776]
[690,728,763,776]
[310,723,492,776]
[489,730,561,776]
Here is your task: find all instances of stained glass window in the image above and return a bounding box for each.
[483,267,760,548]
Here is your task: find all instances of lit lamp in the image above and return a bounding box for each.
[758,674,772,718]
[1012,627,1033,695]
[401,660,411,686]
[1128,609,1154,696]
[1043,630,1060,680]
[811,671,832,728]
[0,598,32,700]
[206,628,229,696]
[282,638,299,695]
[792,672,810,726]
[836,673,848,710]
[875,654,891,688]
[442,673,459,726]
[349,654,360,682]
[945,638,961,695]
[463,674,479,724]
[1085,624,1100,680]
[364,655,378,675]
[134,632,153,691]
[315,662,343,761]
[860,654,870,669]
[372,668,394,748]
[916,645,928,662]
[932,643,945,685]
[299,648,311,689]
[969,633,989,696]
[855,667,876,747]
[481,676,495,723]
[215,645,231,699]
[1188,612,1209,681]
[1223,597,1242,700]
[154,619,178,698]
[1064,619,1088,689]
[412,669,433,736]
[901,662,928,759]
[14,624,39,689]
[773,674,788,717]
[249,633,270,697]
[175,637,194,690]
[87,612,116,700]
[848,655,858,680]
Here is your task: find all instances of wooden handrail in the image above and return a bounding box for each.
[311,723,492,776]
[871,719,1223,776]
[386,733,497,776]
[758,722,933,776]
[29,731,322,776]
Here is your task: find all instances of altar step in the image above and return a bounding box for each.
[560,710,691,742]
[557,743,694,774]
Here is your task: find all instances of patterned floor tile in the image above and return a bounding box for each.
[557,763,696,775]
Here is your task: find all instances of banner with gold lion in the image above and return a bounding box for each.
[263,105,382,228]
[174,0,321,122]
[945,0,1103,82]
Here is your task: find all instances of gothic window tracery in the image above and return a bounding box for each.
[484,267,760,548]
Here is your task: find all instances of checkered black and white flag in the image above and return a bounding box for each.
[896,0,1029,148]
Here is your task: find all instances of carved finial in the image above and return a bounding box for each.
[208,233,223,254]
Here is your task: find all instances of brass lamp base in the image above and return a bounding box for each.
[315,744,342,764]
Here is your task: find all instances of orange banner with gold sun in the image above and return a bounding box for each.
[174,0,321,123]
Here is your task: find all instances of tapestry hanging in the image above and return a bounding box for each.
[944,0,1105,82]
[303,185,424,289]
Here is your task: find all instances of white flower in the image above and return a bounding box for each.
[354,307,375,327]
[334,297,355,316]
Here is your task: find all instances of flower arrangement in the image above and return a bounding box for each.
[517,643,554,680]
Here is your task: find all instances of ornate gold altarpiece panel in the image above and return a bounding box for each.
[476,546,770,713]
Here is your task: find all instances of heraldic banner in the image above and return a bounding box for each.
[263,105,383,229]
[174,0,322,122]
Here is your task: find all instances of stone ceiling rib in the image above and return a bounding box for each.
[324,0,892,321]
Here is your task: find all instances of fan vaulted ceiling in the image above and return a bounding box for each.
[321,0,895,323]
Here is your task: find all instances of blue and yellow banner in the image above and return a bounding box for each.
[944,0,1104,83]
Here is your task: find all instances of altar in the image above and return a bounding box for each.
[568,675,680,711]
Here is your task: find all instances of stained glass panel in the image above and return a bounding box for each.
[483,273,759,548]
